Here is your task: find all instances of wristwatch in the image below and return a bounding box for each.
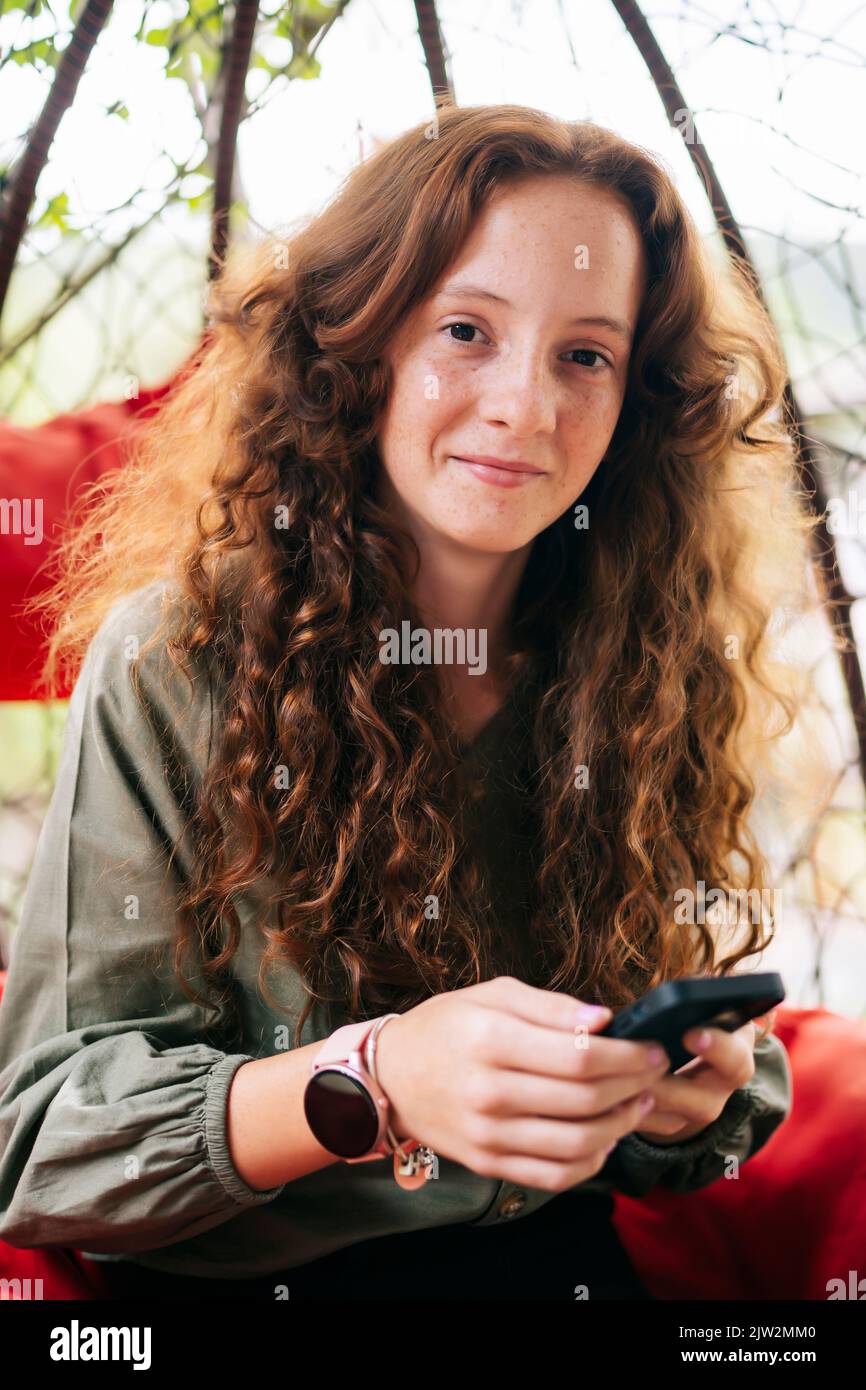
[304,1016,399,1161]
[303,1015,436,1187]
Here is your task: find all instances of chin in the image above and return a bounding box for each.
[436,521,536,554]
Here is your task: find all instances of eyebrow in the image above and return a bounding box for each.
[432,281,634,345]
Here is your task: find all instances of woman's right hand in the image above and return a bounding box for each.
[374,976,670,1193]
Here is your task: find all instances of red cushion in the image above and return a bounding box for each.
[0,1243,111,1300]
[0,359,201,703]
[612,1004,866,1299]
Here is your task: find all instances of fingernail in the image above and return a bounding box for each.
[692,1030,711,1049]
[647,1045,666,1065]
[639,1094,656,1114]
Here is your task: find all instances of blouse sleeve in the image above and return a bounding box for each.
[601,1028,793,1197]
[0,582,285,1255]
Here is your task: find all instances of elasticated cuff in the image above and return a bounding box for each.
[203,1053,287,1207]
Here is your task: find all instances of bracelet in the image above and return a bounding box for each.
[363,1014,403,1159]
[365,1014,437,1178]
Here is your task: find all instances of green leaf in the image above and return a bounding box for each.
[9,37,58,68]
[287,52,321,80]
[34,191,70,232]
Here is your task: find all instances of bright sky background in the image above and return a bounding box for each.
[2,0,863,427]
[1,0,863,245]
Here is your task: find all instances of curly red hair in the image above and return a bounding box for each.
[29,104,826,1048]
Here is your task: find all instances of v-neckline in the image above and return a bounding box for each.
[453,683,519,761]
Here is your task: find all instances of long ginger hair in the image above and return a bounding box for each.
[28,104,828,1048]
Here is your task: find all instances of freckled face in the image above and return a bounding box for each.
[375,173,647,555]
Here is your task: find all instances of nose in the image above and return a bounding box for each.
[477,343,558,437]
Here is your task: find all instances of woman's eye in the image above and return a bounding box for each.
[565,348,610,371]
[443,321,484,344]
[442,325,610,372]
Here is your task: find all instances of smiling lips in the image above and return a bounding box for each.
[450,455,547,489]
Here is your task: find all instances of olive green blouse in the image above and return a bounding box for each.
[0,579,792,1278]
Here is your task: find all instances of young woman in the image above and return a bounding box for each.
[0,104,814,1301]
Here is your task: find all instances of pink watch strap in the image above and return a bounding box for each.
[309,1016,397,1164]
[310,1018,379,1068]
[310,1015,437,1186]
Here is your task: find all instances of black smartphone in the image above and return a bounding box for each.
[597,972,785,1072]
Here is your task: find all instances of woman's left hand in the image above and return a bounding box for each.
[632,1019,758,1145]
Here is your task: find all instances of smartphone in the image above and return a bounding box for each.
[597,972,785,1072]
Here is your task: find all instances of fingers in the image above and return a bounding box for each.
[496,1016,666,1081]
[472,979,755,1089]
[638,1022,756,1130]
[475,977,610,1033]
[475,1062,669,1120]
[474,996,666,1082]
[468,1087,657,1165]
[633,1107,696,1140]
[679,1020,757,1089]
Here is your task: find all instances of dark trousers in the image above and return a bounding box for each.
[99,1191,655,1301]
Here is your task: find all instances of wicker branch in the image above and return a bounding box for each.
[208,0,261,283]
[413,0,454,104]
[0,0,115,327]
[610,0,866,789]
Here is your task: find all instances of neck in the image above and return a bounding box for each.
[404,531,531,680]
[374,466,535,694]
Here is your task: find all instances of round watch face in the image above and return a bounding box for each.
[303,1067,381,1158]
